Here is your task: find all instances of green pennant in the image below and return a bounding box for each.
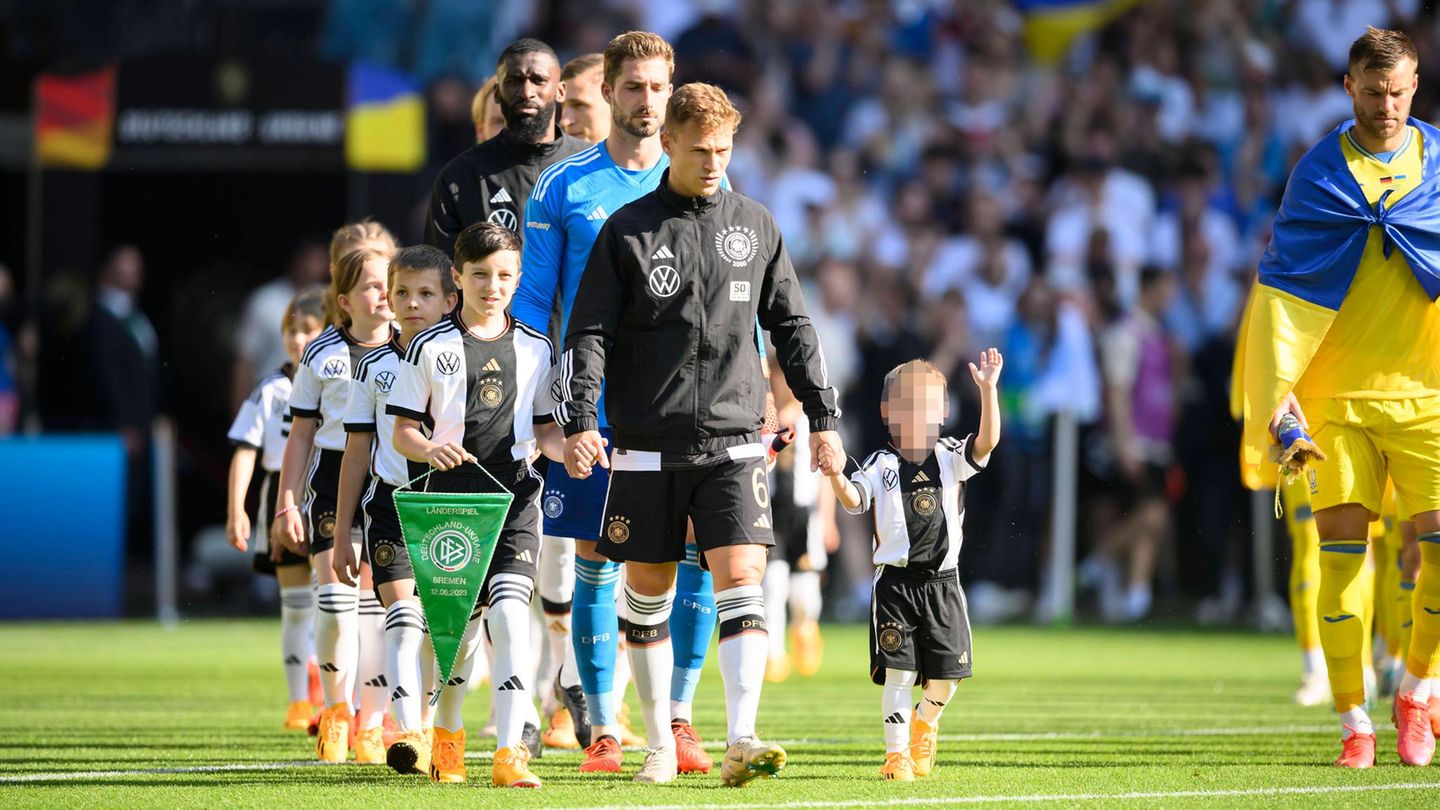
[393,486,513,688]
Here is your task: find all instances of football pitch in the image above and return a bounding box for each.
[3,621,1438,808]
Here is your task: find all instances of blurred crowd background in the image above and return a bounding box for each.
[4,0,1438,623]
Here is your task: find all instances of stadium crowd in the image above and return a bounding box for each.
[9,0,1440,627]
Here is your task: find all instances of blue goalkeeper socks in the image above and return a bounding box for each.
[670,543,716,721]
[573,556,621,728]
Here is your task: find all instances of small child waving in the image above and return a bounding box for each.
[820,349,1003,781]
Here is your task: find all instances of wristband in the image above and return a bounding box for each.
[275,505,299,519]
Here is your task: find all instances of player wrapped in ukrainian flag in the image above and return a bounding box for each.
[1236,26,1440,769]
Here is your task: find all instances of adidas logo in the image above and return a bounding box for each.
[364,675,388,688]
[446,676,466,687]
[497,675,525,692]
[651,244,675,260]
[481,357,501,373]
[753,514,771,529]
[391,685,409,701]
[515,548,534,564]
[586,205,608,221]
[319,662,340,673]
[284,655,302,665]
[489,187,512,204]
[884,712,906,724]
[958,650,969,666]
[912,471,930,483]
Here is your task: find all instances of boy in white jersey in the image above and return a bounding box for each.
[273,247,395,762]
[821,350,1003,782]
[226,288,325,730]
[387,222,564,787]
[331,246,457,776]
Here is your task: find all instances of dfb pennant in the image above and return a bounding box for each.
[392,471,512,690]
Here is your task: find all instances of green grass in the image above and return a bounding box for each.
[1,620,1438,808]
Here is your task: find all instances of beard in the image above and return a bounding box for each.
[613,106,662,139]
[499,96,558,143]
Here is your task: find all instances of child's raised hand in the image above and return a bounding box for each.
[968,347,1004,389]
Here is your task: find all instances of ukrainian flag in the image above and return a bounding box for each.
[1016,0,1143,64]
[35,66,115,169]
[345,62,425,172]
[1235,120,1440,487]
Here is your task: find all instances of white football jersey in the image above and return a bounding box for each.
[845,435,987,572]
[228,365,293,472]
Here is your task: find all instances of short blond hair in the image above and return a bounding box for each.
[882,358,948,405]
[666,82,742,134]
[603,31,674,87]
[329,220,396,268]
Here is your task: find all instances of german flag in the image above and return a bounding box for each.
[35,66,116,169]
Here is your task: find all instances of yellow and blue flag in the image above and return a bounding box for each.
[345,62,425,172]
[1016,0,1142,64]
[1236,119,1440,485]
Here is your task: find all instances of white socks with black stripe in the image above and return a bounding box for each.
[384,599,426,733]
[487,573,536,750]
[279,585,315,703]
[882,668,917,753]
[356,592,387,730]
[716,584,767,744]
[625,583,676,749]
[435,605,485,732]
[315,583,357,709]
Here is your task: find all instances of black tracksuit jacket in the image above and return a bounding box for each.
[557,170,840,458]
[425,128,588,254]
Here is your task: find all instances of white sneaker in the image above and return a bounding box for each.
[1293,672,1331,707]
[721,736,786,786]
[634,746,678,784]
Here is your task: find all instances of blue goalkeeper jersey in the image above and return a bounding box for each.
[516,141,758,430]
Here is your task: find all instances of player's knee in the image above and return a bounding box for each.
[625,562,676,597]
[1314,503,1371,541]
[713,556,764,590]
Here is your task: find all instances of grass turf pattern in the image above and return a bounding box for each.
[1,621,1438,807]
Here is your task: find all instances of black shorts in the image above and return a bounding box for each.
[364,480,411,593]
[304,448,345,555]
[870,566,972,686]
[424,462,541,605]
[771,467,821,570]
[597,453,774,565]
[252,471,308,574]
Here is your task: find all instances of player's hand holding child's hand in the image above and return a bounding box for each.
[969,348,1004,390]
[812,432,845,477]
[565,430,610,479]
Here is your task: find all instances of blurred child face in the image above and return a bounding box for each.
[881,367,948,457]
[456,250,520,322]
[284,315,325,365]
[339,256,393,331]
[390,267,455,340]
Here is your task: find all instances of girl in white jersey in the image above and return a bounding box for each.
[273,246,395,763]
[226,288,325,730]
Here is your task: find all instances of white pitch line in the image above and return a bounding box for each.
[548,783,1440,810]
[0,761,331,783]
[0,725,1347,784]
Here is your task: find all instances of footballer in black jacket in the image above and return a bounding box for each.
[556,81,847,788]
[425,38,589,254]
